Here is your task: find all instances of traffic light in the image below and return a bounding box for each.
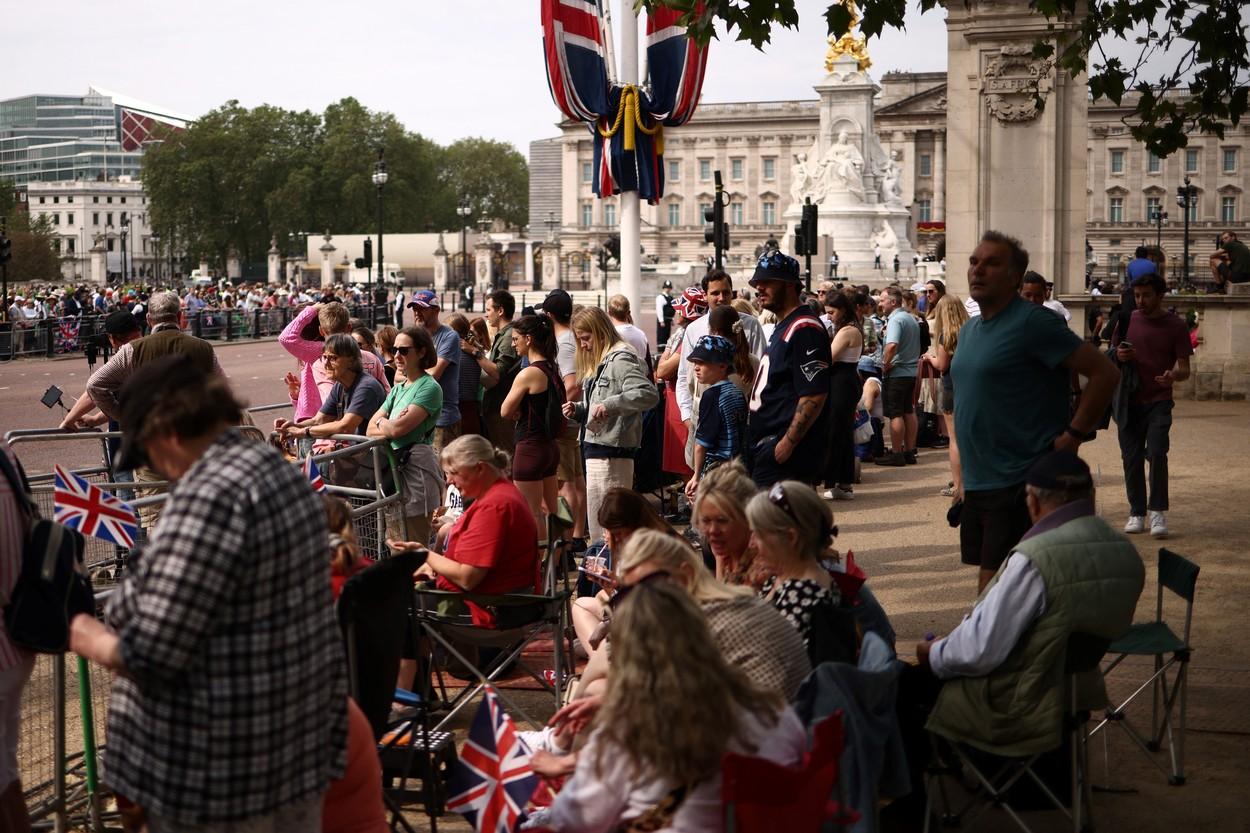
[0,233,11,265]
[704,170,727,270]
[801,202,819,256]
[793,224,808,257]
[362,237,373,267]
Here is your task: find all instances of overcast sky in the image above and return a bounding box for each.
[3,0,948,153]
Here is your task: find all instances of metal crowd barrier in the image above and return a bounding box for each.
[0,301,392,361]
[6,411,404,830]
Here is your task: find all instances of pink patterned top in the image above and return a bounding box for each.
[279,306,389,422]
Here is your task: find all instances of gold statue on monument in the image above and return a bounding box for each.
[824,0,872,73]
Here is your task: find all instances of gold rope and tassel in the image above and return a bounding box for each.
[597,85,664,154]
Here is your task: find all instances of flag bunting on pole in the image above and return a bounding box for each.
[53,465,138,549]
[446,686,540,832]
[541,0,709,203]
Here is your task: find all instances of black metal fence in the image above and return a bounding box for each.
[0,303,389,362]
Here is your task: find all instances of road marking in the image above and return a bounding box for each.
[0,387,8,391]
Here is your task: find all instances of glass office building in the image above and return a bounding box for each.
[0,88,186,185]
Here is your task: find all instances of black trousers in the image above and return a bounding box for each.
[823,362,862,486]
[1117,399,1174,516]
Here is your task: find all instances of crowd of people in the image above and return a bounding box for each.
[0,227,1203,832]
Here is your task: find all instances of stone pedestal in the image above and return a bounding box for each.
[945,0,1087,297]
[432,233,450,292]
[89,243,107,286]
[542,241,562,290]
[199,259,210,279]
[267,238,281,285]
[226,251,242,281]
[475,235,494,293]
[319,234,336,290]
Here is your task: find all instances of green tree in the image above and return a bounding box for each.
[649,0,1248,156]
[441,138,530,229]
[3,213,61,284]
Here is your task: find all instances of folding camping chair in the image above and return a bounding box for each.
[924,633,1110,833]
[338,550,455,832]
[1090,547,1198,786]
[723,711,859,833]
[415,519,575,733]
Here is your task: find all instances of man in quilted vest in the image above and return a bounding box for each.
[917,450,1144,757]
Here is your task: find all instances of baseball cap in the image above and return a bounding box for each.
[688,334,735,365]
[407,289,440,310]
[537,288,573,319]
[672,286,708,320]
[749,251,802,286]
[103,310,140,336]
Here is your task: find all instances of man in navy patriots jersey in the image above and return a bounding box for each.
[746,251,832,488]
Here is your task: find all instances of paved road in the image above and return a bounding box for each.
[0,339,298,475]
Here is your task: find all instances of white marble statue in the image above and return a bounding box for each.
[790,151,815,206]
[869,218,899,256]
[880,150,904,207]
[817,130,865,200]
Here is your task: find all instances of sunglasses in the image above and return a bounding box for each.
[608,569,672,610]
[321,353,338,364]
[394,345,415,356]
[767,482,803,527]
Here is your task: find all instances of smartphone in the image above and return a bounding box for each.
[1119,340,1133,350]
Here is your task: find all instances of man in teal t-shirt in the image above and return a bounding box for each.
[950,231,1120,592]
[875,286,921,466]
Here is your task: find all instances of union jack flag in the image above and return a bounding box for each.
[303,457,327,493]
[53,465,138,548]
[446,687,539,833]
[56,317,80,353]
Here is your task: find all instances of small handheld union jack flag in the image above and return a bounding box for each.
[447,686,539,833]
[53,465,138,548]
[303,456,326,493]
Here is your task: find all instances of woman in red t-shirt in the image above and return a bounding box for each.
[389,435,539,626]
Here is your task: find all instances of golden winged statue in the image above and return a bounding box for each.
[824,0,872,73]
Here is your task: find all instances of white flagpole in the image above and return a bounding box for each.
[618,1,642,327]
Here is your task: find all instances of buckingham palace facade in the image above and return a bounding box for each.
[531,71,1249,285]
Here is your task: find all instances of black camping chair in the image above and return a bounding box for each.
[338,550,456,832]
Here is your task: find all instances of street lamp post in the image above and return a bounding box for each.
[457,198,472,296]
[151,231,161,283]
[120,215,130,285]
[1149,206,1167,252]
[371,147,389,328]
[1175,176,1198,286]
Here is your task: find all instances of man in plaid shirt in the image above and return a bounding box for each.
[70,356,348,830]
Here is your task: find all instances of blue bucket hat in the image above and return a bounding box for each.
[749,251,802,286]
[688,334,736,365]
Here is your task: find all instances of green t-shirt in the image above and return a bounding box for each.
[950,296,1083,491]
[381,374,442,450]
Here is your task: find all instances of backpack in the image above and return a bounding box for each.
[0,450,96,654]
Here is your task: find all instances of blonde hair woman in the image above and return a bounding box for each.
[544,581,804,832]
[617,530,811,699]
[745,480,858,665]
[692,460,759,584]
[563,307,659,545]
[927,293,970,499]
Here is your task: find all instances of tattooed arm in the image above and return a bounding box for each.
[774,393,827,464]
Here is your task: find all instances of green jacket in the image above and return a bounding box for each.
[927,510,1144,757]
[570,346,659,449]
[481,321,519,412]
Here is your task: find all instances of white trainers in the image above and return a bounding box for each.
[1150,511,1169,539]
[1124,515,1145,534]
[517,726,569,755]
[821,487,855,501]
